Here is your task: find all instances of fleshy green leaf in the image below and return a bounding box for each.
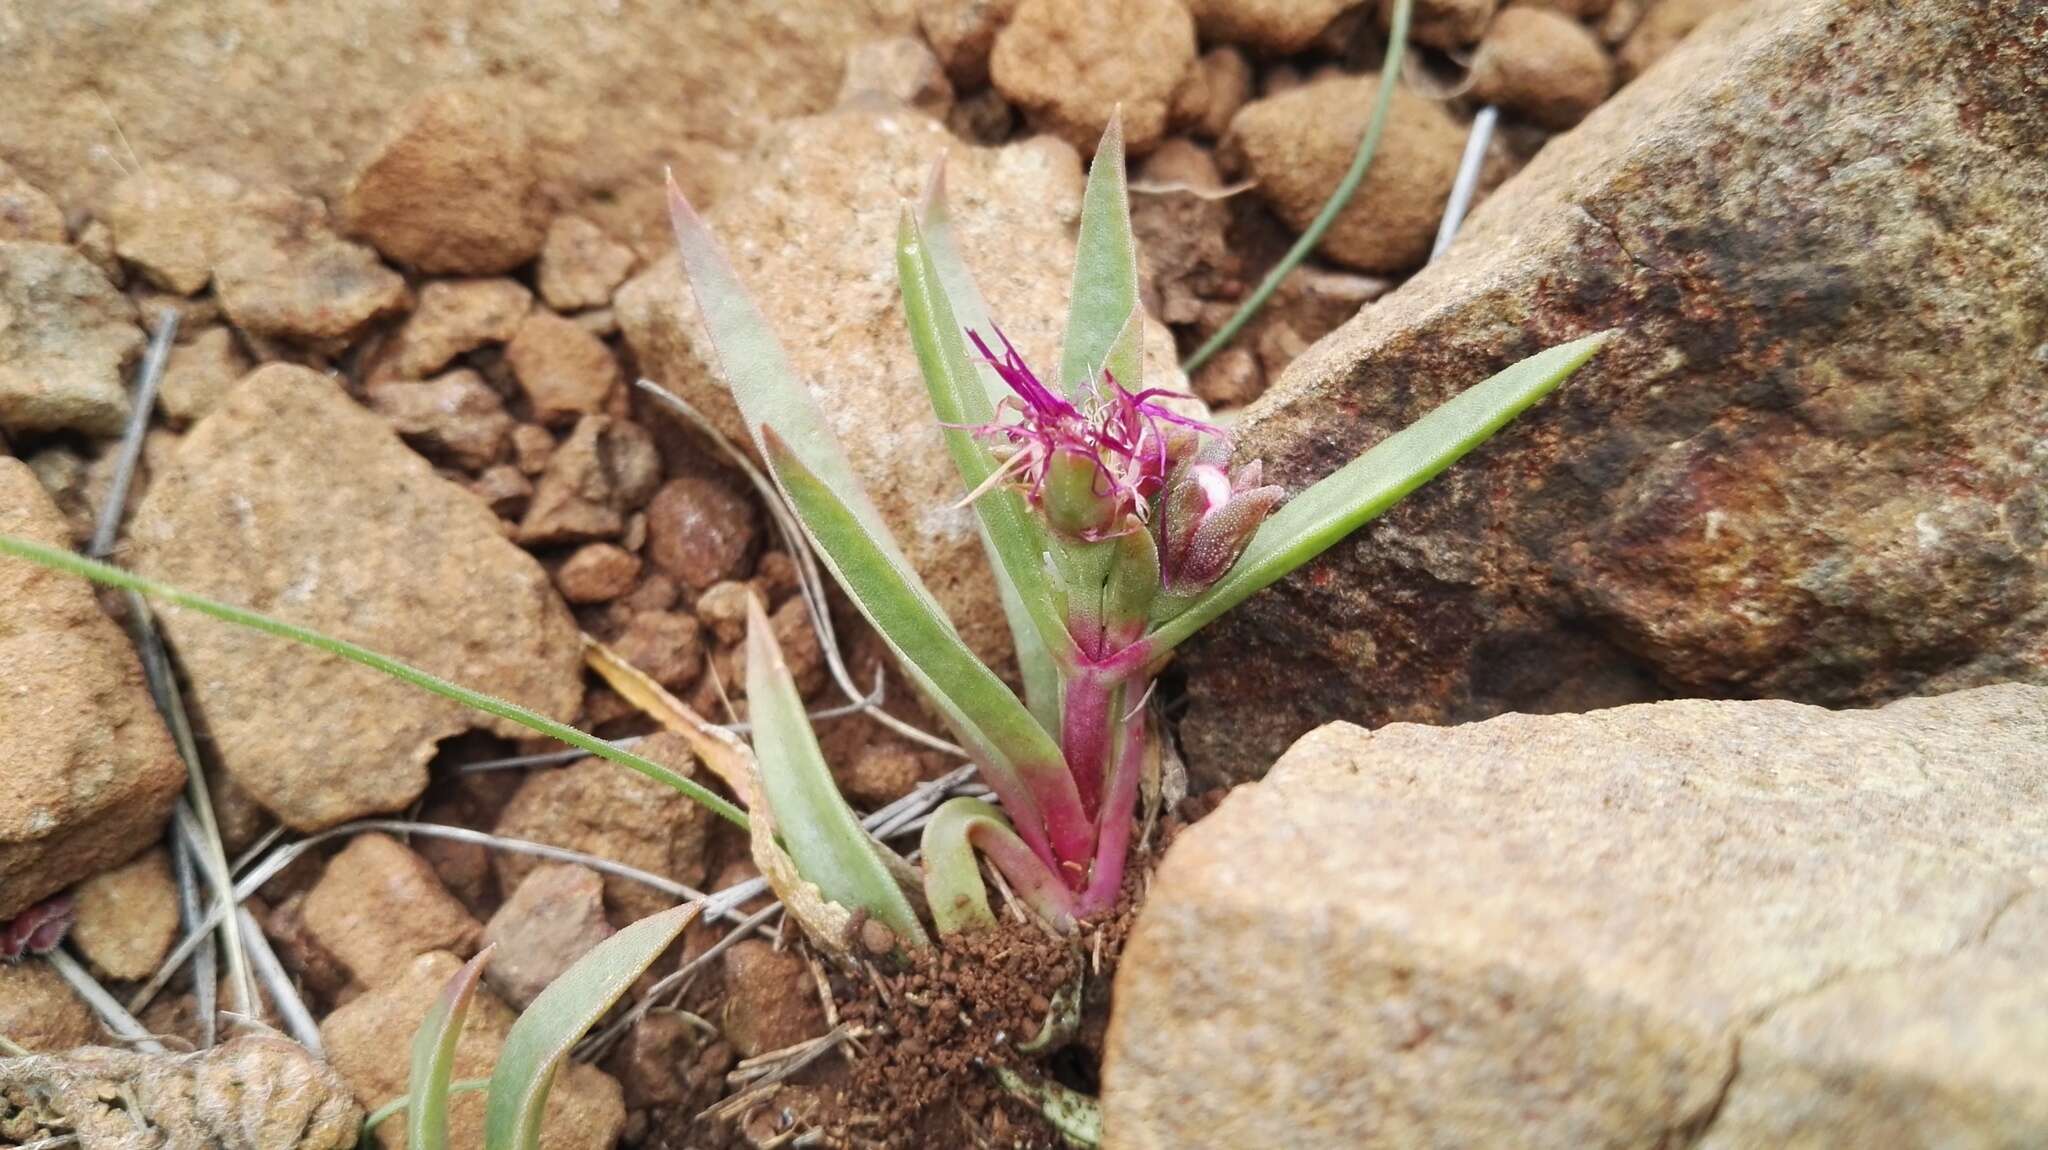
[1147,333,1613,650]
[484,903,699,1150]
[665,177,946,627]
[0,537,749,830]
[921,797,1077,936]
[405,948,491,1150]
[1061,114,1141,400]
[898,207,1070,703]
[745,593,928,947]
[917,167,1063,730]
[763,432,1093,868]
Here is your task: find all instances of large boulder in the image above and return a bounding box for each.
[617,102,1189,673]
[128,367,584,831]
[1105,685,2048,1148]
[0,1,916,251]
[0,461,183,920]
[1178,0,2048,781]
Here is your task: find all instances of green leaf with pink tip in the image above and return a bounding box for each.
[484,902,699,1150]
[898,208,1069,670]
[404,947,491,1150]
[1147,332,1615,650]
[745,592,928,947]
[664,177,950,630]
[763,430,1095,871]
[1061,115,1142,401]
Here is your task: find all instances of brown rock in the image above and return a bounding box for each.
[129,368,583,830]
[947,87,1020,145]
[511,422,555,475]
[369,277,533,383]
[0,461,183,920]
[0,160,65,242]
[990,0,1197,155]
[1517,0,1616,15]
[641,477,759,592]
[841,36,956,120]
[611,610,706,694]
[836,739,931,807]
[0,242,143,436]
[537,216,636,313]
[367,368,516,472]
[693,581,751,646]
[918,0,1018,87]
[492,733,710,924]
[1190,346,1264,409]
[323,950,626,1150]
[342,85,547,275]
[1131,139,1240,325]
[73,219,121,283]
[101,164,244,294]
[69,848,180,981]
[1619,0,1750,77]
[1227,75,1474,273]
[720,940,826,1058]
[472,464,534,519]
[212,188,409,347]
[1105,686,2048,1148]
[518,415,662,546]
[0,959,98,1051]
[1180,0,2048,779]
[555,542,643,604]
[614,1011,696,1107]
[1384,0,1499,48]
[0,1037,363,1148]
[1472,6,1617,128]
[1184,0,1363,51]
[482,863,615,1009]
[300,833,483,988]
[157,326,252,427]
[617,104,1192,673]
[1187,48,1253,140]
[0,4,918,255]
[506,309,622,427]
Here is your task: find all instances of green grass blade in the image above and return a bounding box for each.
[0,536,749,830]
[1060,115,1141,400]
[1147,333,1613,650]
[764,432,1088,860]
[917,171,1067,731]
[745,594,928,946]
[665,177,948,628]
[405,948,491,1150]
[484,903,699,1150]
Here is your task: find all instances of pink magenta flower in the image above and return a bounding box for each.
[962,327,1224,542]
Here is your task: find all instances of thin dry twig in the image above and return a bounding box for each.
[47,949,163,1054]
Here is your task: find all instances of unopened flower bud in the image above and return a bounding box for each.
[1043,445,1122,540]
[1159,453,1282,594]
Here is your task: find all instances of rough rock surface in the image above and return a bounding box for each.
[367,369,516,472]
[1182,0,2048,779]
[720,940,828,1059]
[1620,0,1752,77]
[0,160,64,242]
[617,103,1188,671]
[1471,5,1617,128]
[157,326,253,427]
[212,188,410,347]
[491,734,710,925]
[1388,0,1499,48]
[1,2,916,252]
[301,833,483,988]
[918,0,1019,87]
[840,36,957,120]
[0,461,183,920]
[102,164,245,295]
[1106,686,2048,1148]
[0,242,143,436]
[323,951,626,1150]
[69,848,181,982]
[506,308,621,426]
[537,215,637,313]
[483,863,615,1009]
[1226,75,1478,274]
[367,277,532,384]
[0,1037,362,1149]
[129,368,584,831]
[342,84,548,275]
[990,0,1197,155]
[1183,0,1363,52]
[517,415,662,546]
[0,960,98,1051]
